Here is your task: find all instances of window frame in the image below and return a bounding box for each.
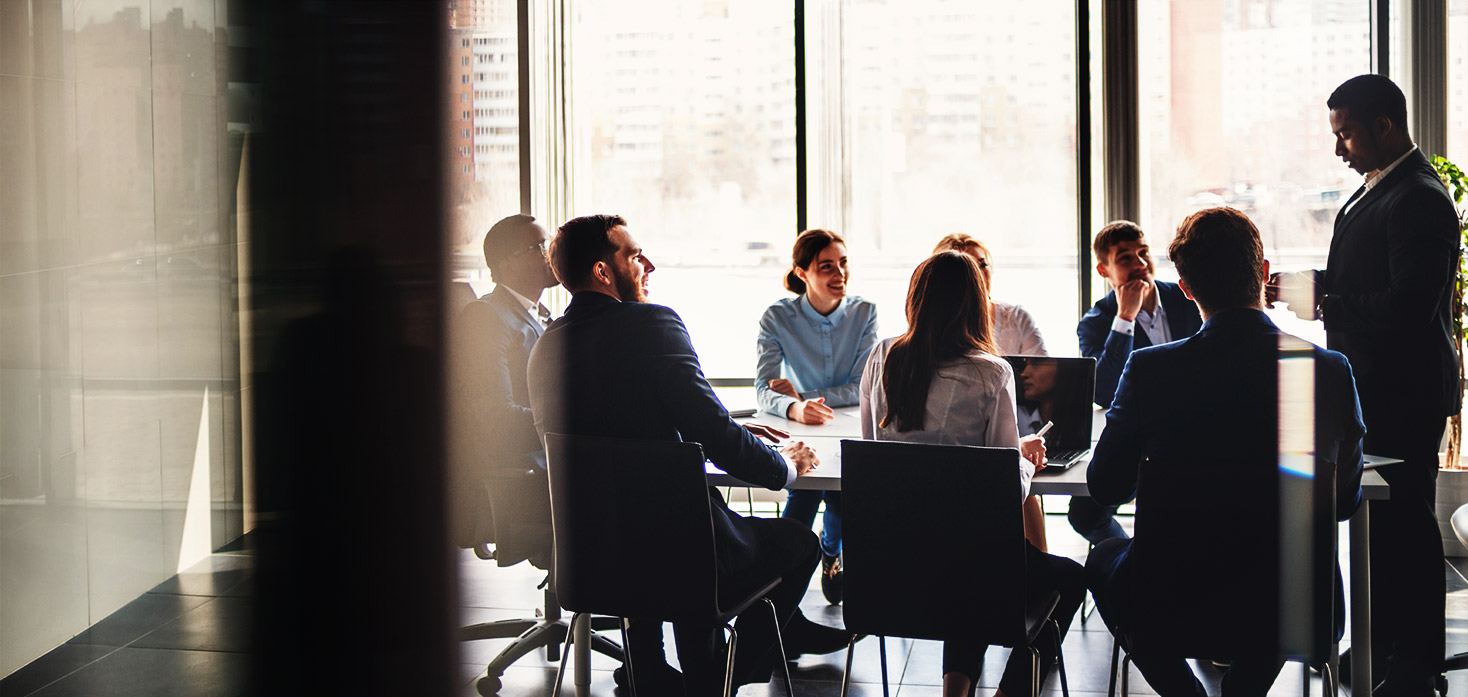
[506,0,1434,379]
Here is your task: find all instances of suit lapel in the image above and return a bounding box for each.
[1334,184,1367,233]
[489,286,544,338]
[1333,150,1427,240]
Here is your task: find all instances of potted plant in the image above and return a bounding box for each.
[1429,154,1468,555]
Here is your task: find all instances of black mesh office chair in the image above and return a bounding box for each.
[544,433,796,697]
[1108,457,1340,697]
[454,465,624,696]
[840,439,1072,697]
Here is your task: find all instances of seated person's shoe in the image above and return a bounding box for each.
[783,614,855,658]
[819,551,844,605]
[612,661,685,697]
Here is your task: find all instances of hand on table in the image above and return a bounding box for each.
[742,422,791,443]
[767,378,800,399]
[1115,278,1152,322]
[1020,434,1048,471]
[780,440,819,476]
[787,397,834,425]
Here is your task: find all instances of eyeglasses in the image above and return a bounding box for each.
[506,240,548,260]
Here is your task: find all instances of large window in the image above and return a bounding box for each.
[446,0,521,294]
[812,0,1083,356]
[1138,0,1371,341]
[1447,0,1468,166]
[569,0,797,378]
[565,0,1085,378]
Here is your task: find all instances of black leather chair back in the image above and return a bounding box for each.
[841,439,1026,645]
[546,433,720,624]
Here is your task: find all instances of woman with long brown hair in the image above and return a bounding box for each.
[932,233,1053,552]
[858,251,1084,697]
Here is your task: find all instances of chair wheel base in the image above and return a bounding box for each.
[1436,673,1448,697]
[475,675,502,696]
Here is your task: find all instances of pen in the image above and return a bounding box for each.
[1036,421,1054,438]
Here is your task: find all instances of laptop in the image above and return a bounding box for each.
[1003,355,1098,469]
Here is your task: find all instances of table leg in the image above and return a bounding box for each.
[1349,501,1371,696]
[574,613,591,697]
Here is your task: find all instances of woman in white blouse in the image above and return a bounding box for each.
[858,251,1084,697]
[932,233,1052,552]
[932,234,1046,356]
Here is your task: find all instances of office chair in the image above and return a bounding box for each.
[840,439,1072,697]
[545,433,796,697]
[1438,503,1468,696]
[455,466,624,696]
[1107,457,1340,697]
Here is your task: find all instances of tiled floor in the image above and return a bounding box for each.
[0,536,253,697]
[4,519,1468,697]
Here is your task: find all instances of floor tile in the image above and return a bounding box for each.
[0,644,118,697]
[130,596,254,653]
[27,647,249,697]
[65,594,212,648]
[474,664,616,697]
[148,554,253,597]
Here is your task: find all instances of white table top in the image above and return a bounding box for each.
[736,405,864,439]
[711,420,1392,499]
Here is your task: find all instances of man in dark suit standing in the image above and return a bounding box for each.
[527,214,851,695]
[449,214,561,559]
[1272,74,1460,697]
[1072,221,1204,544]
[1088,206,1366,697]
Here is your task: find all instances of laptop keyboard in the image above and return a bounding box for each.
[1047,449,1090,466]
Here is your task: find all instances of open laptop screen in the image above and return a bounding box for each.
[1003,356,1097,453]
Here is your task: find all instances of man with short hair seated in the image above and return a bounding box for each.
[527,214,853,695]
[1072,221,1205,545]
[1084,207,1365,697]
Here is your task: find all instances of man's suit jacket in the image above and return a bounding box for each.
[459,285,547,471]
[1077,280,1203,408]
[1088,309,1365,634]
[527,291,791,575]
[1322,148,1461,428]
[450,285,551,555]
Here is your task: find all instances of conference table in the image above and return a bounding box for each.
[708,405,1392,696]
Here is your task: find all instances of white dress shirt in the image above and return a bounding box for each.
[1108,295,1172,345]
[858,337,1034,501]
[1342,144,1417,218]
[505,286,551,325]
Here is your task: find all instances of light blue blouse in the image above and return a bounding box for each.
[756,295,879,417]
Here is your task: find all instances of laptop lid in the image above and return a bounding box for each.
[1003,355,1097,453]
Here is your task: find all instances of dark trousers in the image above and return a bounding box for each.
[942,542,1086,696]
[1067,495,1127,546]
[1363,415,1446,685]
[626,516,820,695]
[1086,538,1286,697]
